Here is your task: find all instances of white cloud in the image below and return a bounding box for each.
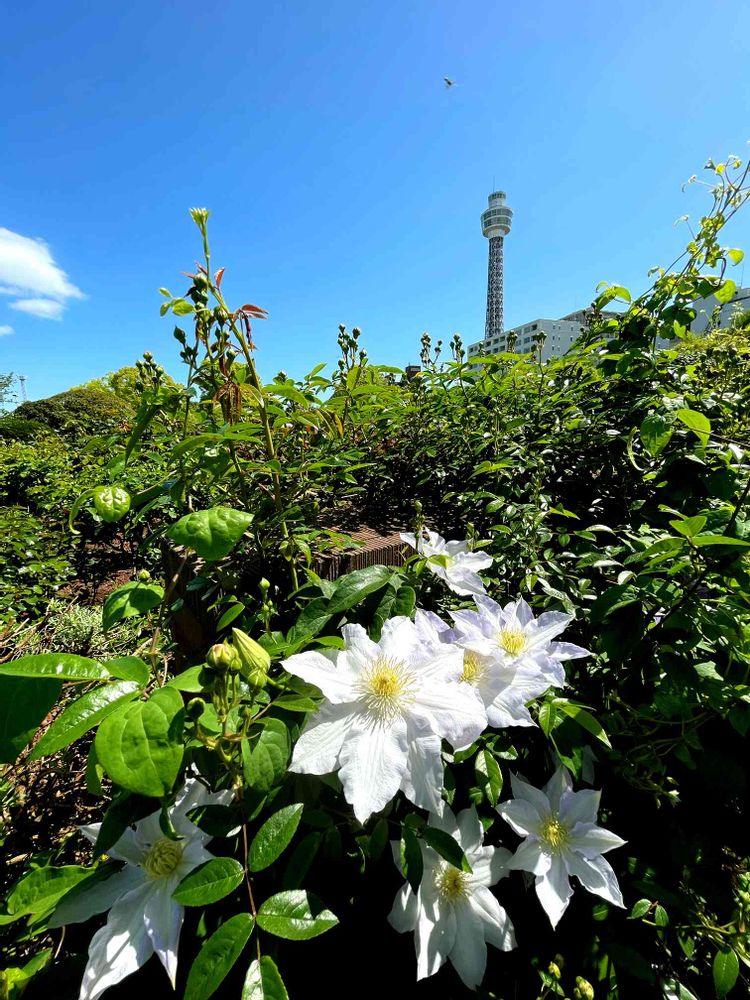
[0,324,13,336]
[9,298,65,320]
[0,227,84,322]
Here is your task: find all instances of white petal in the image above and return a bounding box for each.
[388,882,419,933]
[474,594,503,620]
[143,880,184,987]
[400,719,444,813]
[486,689,536,729]
[511,598,534,627]
[468,845,511,887]
[379,616,421,662]
[412,644,464,684]
[281,649,357,703]
[105,827,150,865]
[470,886,516,951]
[543,766,572,811]
[415,893,455,981]
[444,540,470,556]
[449,900,487,989]
[79,881,156,1000]
[444,566,488,598]
[496,799,544,838]
[414,609,451,644]
[412,681,487,750]
[505,838,551,876]
[559,788,601,827]
[289,701,353,775]
[568,822,627,857]
[550,641,590,660]
[456,807,484,854]
[50,867,144,929]
[508,773,553,818]
[527,611,574,649]
[564,851,624,907]
[400,532,417,549]
[535,854,573,928]
[338,717,409,823]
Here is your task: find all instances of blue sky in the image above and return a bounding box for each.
[1,0,749,401]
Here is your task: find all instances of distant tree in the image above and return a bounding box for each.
[12,385,134,438]
[0,372,15,414]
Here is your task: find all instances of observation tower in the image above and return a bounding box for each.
[481,190,513,340]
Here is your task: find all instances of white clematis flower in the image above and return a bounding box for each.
[400,529,493,597]
[283,617,487,823]
[497,766,626,928]
[50,777,232,1000]
[449,596,590,728]
[389,805,516,989]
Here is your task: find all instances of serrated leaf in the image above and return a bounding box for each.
[422,826,472,873]
[248,804,303,872]
[102,582,164,632]
[167,506,253,561]
[173,858,245,906]
[713,948,739,997]
[95,686,184,797]
[256,890,338,940]
[30,681,140,760]
[184,913,254,1000]
[242,956,289,1000]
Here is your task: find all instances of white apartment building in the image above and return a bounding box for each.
[467,310,599,363]
[690,286,750,334]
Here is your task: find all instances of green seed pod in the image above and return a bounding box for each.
[231,628,271,679]
[92,486,131,523]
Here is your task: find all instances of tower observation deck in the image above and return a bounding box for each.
[481,190,513,341]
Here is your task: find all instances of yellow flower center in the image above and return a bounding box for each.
[142,837,184,879]
[436,864,469,903]
[460,652,485,685]
[498,627,527,657]
[361,658,415,721]
[540,817,568,851]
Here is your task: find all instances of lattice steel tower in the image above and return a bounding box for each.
[481,190,513,340]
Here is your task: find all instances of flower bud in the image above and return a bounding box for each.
[137,569,152,583]
[206,642,238,672]
[231,628,271,680]
[575,977,594,1000]
[186,697,205,720]
[548,962,561,980]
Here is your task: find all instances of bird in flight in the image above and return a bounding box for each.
[444,77,455,88]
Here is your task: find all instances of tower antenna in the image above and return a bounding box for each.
[18,374,28,402]
[481,189,513,339]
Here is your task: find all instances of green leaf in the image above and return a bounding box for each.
[184,913,254,1000]
[248,804,303,872]
[173,858,245,906]
[6,866,95,918]
[326,565,394,614]
[557,702,612,748]
[401,825,423,893]
[640,413,673,458]
[727,248,744,265]
[670,516,707,538]
[474,749,503,806]
[0,654,110,682]
[676,408,711,445]
[102,582,164,632]
[95,686,184,797]
[654,903,669,926]
[630,898,651,919]
[693,534,750,548]
[165,665,208,692]
[256,890,338,940]
[242,719,289,793]
[368,817,389,860]
[713,948,739,997]
[29,681,140,760]
[106,656,150,686]
[272,695,318,713]
[538,700,558,736]
[167,506,253,561]
[422,826,472,873]
[714,278,736,305]
[242,956,289,1000]
[0,676,61,763]
[282,832,322,890]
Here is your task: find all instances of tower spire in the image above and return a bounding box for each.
[481,190,513,340]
